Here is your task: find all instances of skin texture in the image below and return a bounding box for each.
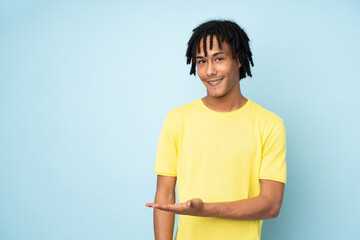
[146,35,285,237]
[196,34,248,112]
[152,175,176,240]
[146,179,284,220]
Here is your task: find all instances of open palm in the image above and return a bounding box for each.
[145,198,204,216]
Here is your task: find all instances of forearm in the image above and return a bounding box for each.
[201,195,279,220]
[154,192,176,240]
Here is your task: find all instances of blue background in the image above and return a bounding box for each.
[1,0,359,239]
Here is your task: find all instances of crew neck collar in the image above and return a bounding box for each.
[198,98,251,115]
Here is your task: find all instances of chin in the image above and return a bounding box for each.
[208,92,226,98]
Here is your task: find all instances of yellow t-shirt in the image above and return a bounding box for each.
[154,98,287,240]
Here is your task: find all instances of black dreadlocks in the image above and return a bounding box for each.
[186,19,254,81]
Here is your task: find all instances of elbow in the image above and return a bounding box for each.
[268,204,282,219]
[263,208,278,219]
[261,195,282,219]
[269,210,279,219]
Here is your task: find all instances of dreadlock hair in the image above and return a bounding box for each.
[186,19,254,81]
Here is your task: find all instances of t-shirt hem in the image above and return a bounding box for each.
[259,176,286,184]
[154,171,177,177]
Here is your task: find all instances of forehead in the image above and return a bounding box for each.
[196,34,231,55]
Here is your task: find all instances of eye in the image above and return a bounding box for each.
[197,60,205,64]
[215,57,224,61]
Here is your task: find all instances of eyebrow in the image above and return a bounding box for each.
[195,51,225,59]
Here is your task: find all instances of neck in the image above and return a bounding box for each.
[202,87,247,113]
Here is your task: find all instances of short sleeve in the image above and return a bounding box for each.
[154,111,178,177]
[259,119,287,184]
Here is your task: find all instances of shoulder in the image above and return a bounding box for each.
[248,100,286,143]
[161,100,197,135]
[165,99,198,121]
[249,99,284,124]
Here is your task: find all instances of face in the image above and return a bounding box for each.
[196,35,241,98]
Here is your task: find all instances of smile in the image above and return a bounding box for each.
[207,78,223,87]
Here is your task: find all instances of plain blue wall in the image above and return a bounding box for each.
[1,0,359,239]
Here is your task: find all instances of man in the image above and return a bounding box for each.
[145,19,287,240]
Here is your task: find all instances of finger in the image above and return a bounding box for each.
[160,203,186,211]
[151,203,189,214]
[146,203,160,208]
[146,203,162,208]
[161,203,178,210]
[156,204,179,212]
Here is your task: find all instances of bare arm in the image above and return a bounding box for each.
[202,179,285,220]
[153,175,177,240]
[147,179,285,221]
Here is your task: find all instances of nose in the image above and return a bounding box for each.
[206,61,217,76]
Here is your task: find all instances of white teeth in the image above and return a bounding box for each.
[209,79,221,85]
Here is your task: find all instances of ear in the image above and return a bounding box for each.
[237,58,241,68]
[235,54,241,68]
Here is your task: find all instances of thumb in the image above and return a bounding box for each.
[186,200,192,207]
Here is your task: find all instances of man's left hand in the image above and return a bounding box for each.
[145,198,204,216]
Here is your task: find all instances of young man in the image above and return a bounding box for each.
[145,19,287,240]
